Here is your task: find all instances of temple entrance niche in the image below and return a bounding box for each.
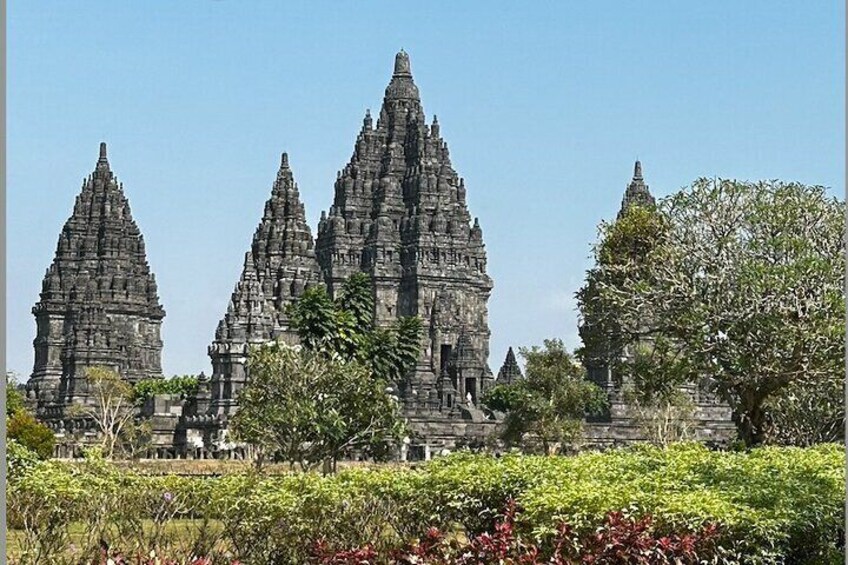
[465,377,477,405]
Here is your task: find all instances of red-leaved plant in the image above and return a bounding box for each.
[312,501,720,565]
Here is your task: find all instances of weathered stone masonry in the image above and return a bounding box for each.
[28,143,166,452]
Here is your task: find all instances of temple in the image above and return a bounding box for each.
[207,152,322,418]
[495,347,523,385]
[201,50,498,455]
[581,161,734,445]
[28,53,734,459]
[316,50,493,417]
[27,143,166,451]
[618,160,656,217]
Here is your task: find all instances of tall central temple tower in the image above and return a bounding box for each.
[315,50,494,415]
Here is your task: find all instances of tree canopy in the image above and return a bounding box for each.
[287,272,422,387]
[131,375,199,404]
[483,339,607,454]
[232,273,421,470]
[230,341,406,471]
[582,179,845,446]
[6,372,54,459]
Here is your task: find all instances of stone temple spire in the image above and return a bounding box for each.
[96,142,110,171]
[208,151,321,415]
[316,50,494,415]
[385,49,420,101]
[29,142,165,413]
[618,160,656,218]
[496,347,523,385]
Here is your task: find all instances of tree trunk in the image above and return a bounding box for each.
[254,450,265,471]
[733,401,768,447]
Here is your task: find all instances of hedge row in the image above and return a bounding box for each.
[7,442,844,564]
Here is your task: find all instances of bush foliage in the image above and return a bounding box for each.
[7,409,55,460]
[7,443,844,564]
[132,375,200,404]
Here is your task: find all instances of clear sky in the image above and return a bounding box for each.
[7,1,845,378]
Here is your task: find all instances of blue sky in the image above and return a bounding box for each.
[7,1,844,378]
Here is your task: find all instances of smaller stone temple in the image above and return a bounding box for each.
[495,347,523,385]
[580,161,735,446]
[27,143,166,453]
[207,152,322,419]
[618,160,655,217]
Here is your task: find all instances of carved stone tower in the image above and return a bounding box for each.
[29,143,165,416]
[495,347,523,385]
[582,160,657,396]
[618,160,656,218]
[208,152,322,415]
[315,50,494,413]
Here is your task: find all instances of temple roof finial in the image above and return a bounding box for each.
[281,152,289,169]
[618,159,655,219]
[393,49,412,77]
[97,142,110,170]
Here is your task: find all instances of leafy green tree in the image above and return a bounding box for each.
[6,372,55,459]
[132,374,199,404]
[229,341,406,471]
[764,373,844,446]
[233,274,418,471]
[288,273,423,386]
[7,409,55,459]
[576,205,674,394]
[483,339,607,454]
[591,179,844,446]
[576,206,700,445]
[70,366,139,458]
[6,372,26,417]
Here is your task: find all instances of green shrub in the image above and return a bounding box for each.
[132,375,199,404]
[7,409,55,459]
[6,443,845,564]
[7,439,40,480]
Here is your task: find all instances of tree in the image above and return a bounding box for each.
[7,410,55,459]
[590,179,844,446]
[229,341,406,471]
[763,373,844,446]
[288,273,423,387]
[70,366,138,458]
[232,274,419,471]
[576,204,674,391]
[6,372,55,459]
[483,339,607,454]
[131,374,199,404]
[576,206,698,445]
[7,372,26,416]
